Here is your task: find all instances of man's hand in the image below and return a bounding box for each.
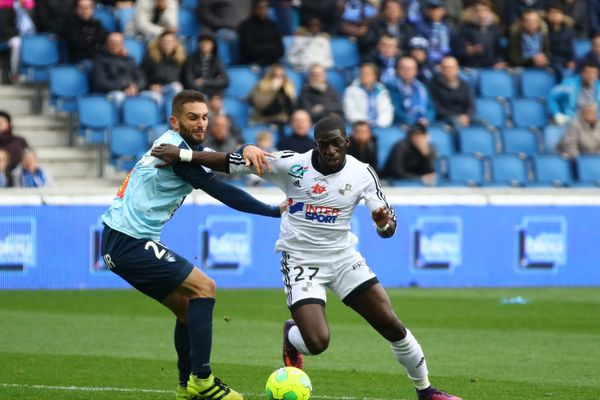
[242,145,274,176]
[372,206,391,228]
[151,143,181,168]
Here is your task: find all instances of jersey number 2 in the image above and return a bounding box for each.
[145,241,166,260]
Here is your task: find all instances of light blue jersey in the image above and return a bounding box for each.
[102,129,215,241]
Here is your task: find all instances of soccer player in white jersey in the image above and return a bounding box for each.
[151,116,462,400]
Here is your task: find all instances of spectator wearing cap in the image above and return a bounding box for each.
[386,56,435,127]
[180,34,228,98]
[548,62,600,125]
[343,63,394,128]
[576,34,600,72]
[358,0,414,56]
[407,36,435,83]
[428,55,475,128]
[546,2,575,73]
[414,0,456,65]
[458,0,506,69]
[238,0,284,66]
[382,123,436,184]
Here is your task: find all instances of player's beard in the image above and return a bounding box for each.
[179,123,205,145]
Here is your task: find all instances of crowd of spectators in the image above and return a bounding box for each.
[2,0,600,186]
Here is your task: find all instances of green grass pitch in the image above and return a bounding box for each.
[1,287,599,400]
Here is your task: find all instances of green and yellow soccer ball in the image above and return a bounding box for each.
[265,367,312,400]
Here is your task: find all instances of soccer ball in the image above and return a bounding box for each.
[265,367,312,400]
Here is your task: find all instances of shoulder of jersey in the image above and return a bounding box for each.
[272,150,297,159]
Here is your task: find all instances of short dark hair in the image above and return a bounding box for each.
[172,90,206,117]
[352,120,371,131]
[408,123,427,136]
[581,61,599,71]
[0,110,11,125]
[315,116,346,139]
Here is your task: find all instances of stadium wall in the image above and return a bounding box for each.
[1,189,599,289]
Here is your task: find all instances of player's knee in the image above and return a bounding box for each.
[306,334,329,355]
[381,318,407,342]
[189,276,216,298]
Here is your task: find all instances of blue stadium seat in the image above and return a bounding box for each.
[222,96,249,128]
[520,69,556,98]
[285,67,304,93]
[511,98,548,128]
[330,36,360,69]
[178,7,200,37]
[49,66,89,113]
[574,39,591,59]
[428,126,454,157]
[478,69,516,98]
[375,128,406,171]
[94,6,117,32]
[325,69,347,95]
[124,36,145,65]
[532,155,572,187]
[224,66,260,98]
[242,124,276,144]
[78,96,117,144]
[446,154,484,186]
[458,127,497,156]
[543,125,565,153]
[475,97,505,128]
[109,126,148,171]
[116,6,134,31]
[181,0,198,8]
[122,96,162,128]
[501,128,539,155]
[20,34,60,82]
[148,123,170,144]
[216,37,233,65]
[164,95,174,122]
[489,155,528,186]
[576,155,600,186]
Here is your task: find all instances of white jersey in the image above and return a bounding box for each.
[229,150,396,254]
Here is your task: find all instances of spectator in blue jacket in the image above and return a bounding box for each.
[414,0,456,65]
[386,56,434,127]
[364,34,402,85]
[548,62,600,125]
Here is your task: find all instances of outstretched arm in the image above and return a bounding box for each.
[202,177,282,218]
[151,144,273,175]
[371,206,396,239]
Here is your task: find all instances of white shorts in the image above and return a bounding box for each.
[279,249,378,310]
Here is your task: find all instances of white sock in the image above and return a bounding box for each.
[288,325,312,355]
[389,329,430,390]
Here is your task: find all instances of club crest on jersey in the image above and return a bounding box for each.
[288,199,339,223]
[307,182,328,200]
[288,164,309,179]
[338,183,352,195]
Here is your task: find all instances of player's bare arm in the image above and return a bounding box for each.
[151,143,272,175]
[372,206,396,238]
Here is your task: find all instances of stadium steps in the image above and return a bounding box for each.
[2,83,125,186]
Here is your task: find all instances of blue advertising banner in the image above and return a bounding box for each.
[1,203,599,289]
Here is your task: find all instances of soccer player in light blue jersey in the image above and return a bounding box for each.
[101,90,279,400]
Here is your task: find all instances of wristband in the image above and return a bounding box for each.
[179,149,193,162]
[376,222,390,232]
